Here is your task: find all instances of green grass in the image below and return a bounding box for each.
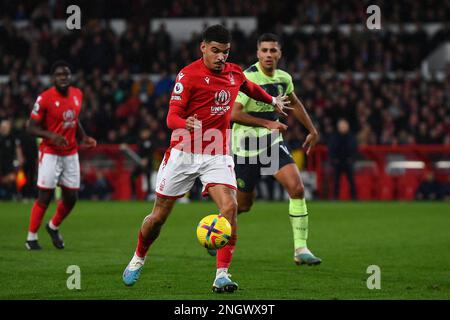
[0,201,449,300]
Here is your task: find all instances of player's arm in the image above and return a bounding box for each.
[288,92,319,155]
[26,118,68,147]
[166,73,199,132]
[240,79,292,116]
[28,95,68,146]
[77,120,97,148]
[231,101,287,132]
[166,105,200,131]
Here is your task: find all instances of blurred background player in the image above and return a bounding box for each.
[16,119,39,200]
[231,33,321,265]
[25,60,97,250]
[129,128,155,200]
[328,118,358,200]
[0,119,23,200]
[122,25,290,292]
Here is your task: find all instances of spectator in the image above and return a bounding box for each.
[0,119,21,199]
[328,118,358,200]
[129,128,155,200]
[15,119,38,200]
[415,172,443,200]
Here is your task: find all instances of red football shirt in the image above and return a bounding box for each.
[167,58,272,155]
[30,86,83,156]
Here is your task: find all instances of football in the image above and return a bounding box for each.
[196,214,232,249]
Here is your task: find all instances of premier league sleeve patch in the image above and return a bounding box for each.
[173,82,184,94]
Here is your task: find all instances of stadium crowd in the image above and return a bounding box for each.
[0,1,449,200]
[1,0,449,23]
[1,18,449,148]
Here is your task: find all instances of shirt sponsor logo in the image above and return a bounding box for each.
[171,95,182,101]
[211,90,231,115]
[214,90,231,106]
[210,105,230,115]
[62,109,76,129]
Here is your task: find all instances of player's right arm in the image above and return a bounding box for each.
[27,94,68,146]
[231,101,288,132]
[166,72,200,132]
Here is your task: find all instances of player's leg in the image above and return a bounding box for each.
[206,186,251,258]
[344,162,357,200]
[44,153,80,249]
[333,162,342,200]
[26,188,53,250]
[208,185,239,293]
[274,152,322,266]
[26,152,59,250]
[234,155,260,214]
[46,187,78,249]
[123,148,196,286]
[122,196,177,286]
[237,189,255,214]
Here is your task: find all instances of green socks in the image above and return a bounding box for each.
[289,198,308,249]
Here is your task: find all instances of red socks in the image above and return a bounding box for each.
[28,201,48,233]
[51,201,75,227]
[216,234,237,269]
[135,230,153,258]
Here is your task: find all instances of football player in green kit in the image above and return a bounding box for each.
[231,33,321,266]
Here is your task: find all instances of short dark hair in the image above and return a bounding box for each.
[257,33,281,47]
[50,60,71,74]
[202,24,231,44]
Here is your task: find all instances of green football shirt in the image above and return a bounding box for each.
[232,62,294,157]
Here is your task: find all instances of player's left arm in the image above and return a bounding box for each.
[288,92,319,155]
[77,120,97,148]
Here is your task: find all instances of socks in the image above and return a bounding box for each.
[216,268,228,278]
[128,253,145,271]
[216,234,237,269]
[135,230,153,258]
[289,198,309,249]
[51,201,75,227]
[48,220,58,230]
[27,232,38,241]
[28,201,48,233]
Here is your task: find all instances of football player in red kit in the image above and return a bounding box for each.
[25,61,96,250]
[122,25,291,293]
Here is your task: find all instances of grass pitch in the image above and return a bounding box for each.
[0,201,449,300]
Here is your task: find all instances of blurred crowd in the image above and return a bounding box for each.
[2,18,449,148]
[1,0,449,23]
[2,16,450,76]
[1,1,449,200]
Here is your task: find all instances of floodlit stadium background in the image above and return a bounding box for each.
[0,0,449,201]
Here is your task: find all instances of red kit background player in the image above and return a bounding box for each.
[25,61,96,251]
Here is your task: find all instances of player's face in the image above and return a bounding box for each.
[201,41,230,72]
[257,41,281,71]
[53,66,72,91]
